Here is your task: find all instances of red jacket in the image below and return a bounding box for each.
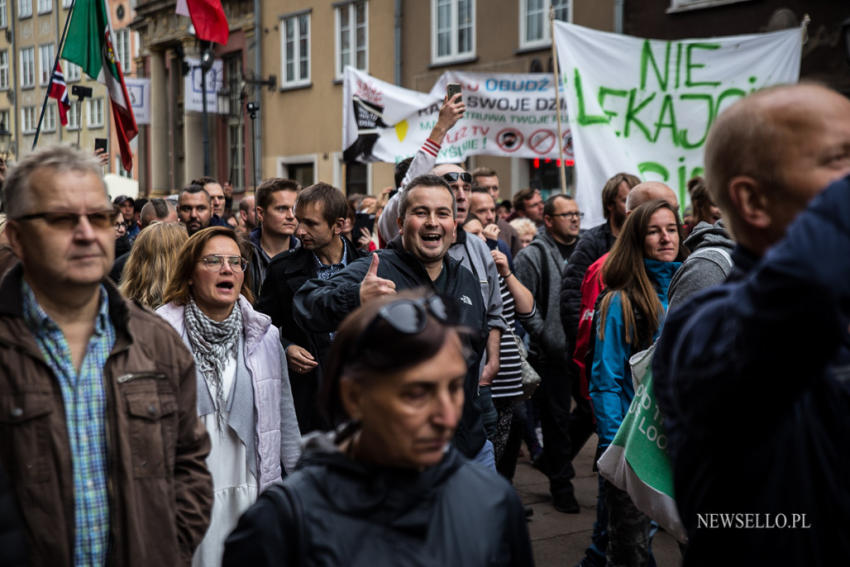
[572,253,607,403]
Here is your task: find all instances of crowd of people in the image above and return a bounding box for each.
[0,80,848,567]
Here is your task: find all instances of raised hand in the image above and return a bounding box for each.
[359,253,397,304]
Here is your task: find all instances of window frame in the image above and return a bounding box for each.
[21,106,36,134]
[18,0,32,19]
[36,0,50,15]
[279,10,311,89]
[0,0,8,29]
[0,50,8,90]
[87,97,104,128]
[38,43,55,86]
[66,100,80,130]
[20,47,35,88]
[64,60,81,82]
[115,28,131,74]
[43,104,56,132]
[519,0,571,50]
[430,0,476,66]
[334,1,368,80]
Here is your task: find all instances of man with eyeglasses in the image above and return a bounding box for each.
[513,194,583,514]
[0,145,213,565]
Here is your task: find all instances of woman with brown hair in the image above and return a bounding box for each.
[590,199,688,566]
[118,222,188,309]
[156,226,301,567]
[223,290,534,566]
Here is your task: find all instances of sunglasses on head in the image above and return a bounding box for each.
[442,172,472,184]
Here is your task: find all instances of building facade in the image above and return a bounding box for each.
[131,0,256,196]
[0,0,116,165]
[258,0,615,199]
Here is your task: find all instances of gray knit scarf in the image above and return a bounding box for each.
[184,297,242,429]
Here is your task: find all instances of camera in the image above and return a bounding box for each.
[246,102,259,113]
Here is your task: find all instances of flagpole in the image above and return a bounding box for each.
[549,6,568,196]
[32,0,77,150]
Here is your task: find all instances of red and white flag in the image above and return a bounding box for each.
[48,63,71,126]
[176,0,229,45]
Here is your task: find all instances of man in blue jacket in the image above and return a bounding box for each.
[653,83,850,566]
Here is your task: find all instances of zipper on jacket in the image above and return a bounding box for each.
[116,372,166,384]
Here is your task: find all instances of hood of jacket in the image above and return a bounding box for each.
[644,257,681,296]
[683,220,734,253]
[295,427,464,521]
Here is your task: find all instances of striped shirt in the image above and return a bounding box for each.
[22,283,115,567]
[491,275,524,398]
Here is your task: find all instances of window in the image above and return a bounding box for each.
[280,11,310,87]
[0,110,9,132]
[67,100,80,130]
[37,0,50,14]
[520,0,569,49]
[21,106,37,134]
[431,0,474,64]
[87,97,104,128]
[345,161,369,195]
[64,60,81,81]
[0,0,7,28]
[39,43,55,85]
[20,47,34,88]
[18,0,31,18]
[43,104,55,132]
[335,1,367,79]
[115,28,131,73]
[116,157,132,177]
[278,158,316,187]
[62,0,71,7]
[0,50,8,89]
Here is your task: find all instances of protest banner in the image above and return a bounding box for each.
[183,57,225,113]
[342,67,572,165]
[553,22,802,227]
[125,78,150,125]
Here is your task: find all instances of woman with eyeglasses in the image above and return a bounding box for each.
[157,226,301,567]
[223,290,535,567]
[590,200,688,566]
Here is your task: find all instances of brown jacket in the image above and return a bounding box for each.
[0,264,213,566]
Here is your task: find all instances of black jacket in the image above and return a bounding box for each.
[293,238,488,457]
[559,221,615,343]
[255,239,363,433]
[222,431,534,567]
[0,462,26,567]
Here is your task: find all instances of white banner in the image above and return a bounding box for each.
[125,78,150,125]
[184,57,225,113]
[342,67,571,164]
[553,22,802,227]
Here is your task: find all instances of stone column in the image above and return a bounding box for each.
[149,49,169,194]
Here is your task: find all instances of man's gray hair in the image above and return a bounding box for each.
[3,145,106,218]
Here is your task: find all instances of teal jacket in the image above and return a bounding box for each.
[590,258,679,448]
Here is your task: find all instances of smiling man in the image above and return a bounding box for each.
[293,174,493,464]
[0,145,212,565]
[256,183,363,433]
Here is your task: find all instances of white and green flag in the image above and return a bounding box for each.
[553,22,802,227]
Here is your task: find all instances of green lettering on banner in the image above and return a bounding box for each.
[640,39,671,91]
[624,89,655,141]
[574,68,609,126]
[714,87,746,117]
[678,93,714,149]
[685,43,721,88]
[638,161,669,180]
[598,87,628,130]
[653,94,678,145]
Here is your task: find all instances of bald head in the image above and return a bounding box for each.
[626,181,678,212]
[704,83,850,253]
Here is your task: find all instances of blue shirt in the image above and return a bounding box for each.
[313,237,350,281]
[22,283,116,566]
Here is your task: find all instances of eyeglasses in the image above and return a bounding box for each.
[199,255,248,272]
[442,172,472,184]
[550,211,584,219]
[14,209,115,230]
